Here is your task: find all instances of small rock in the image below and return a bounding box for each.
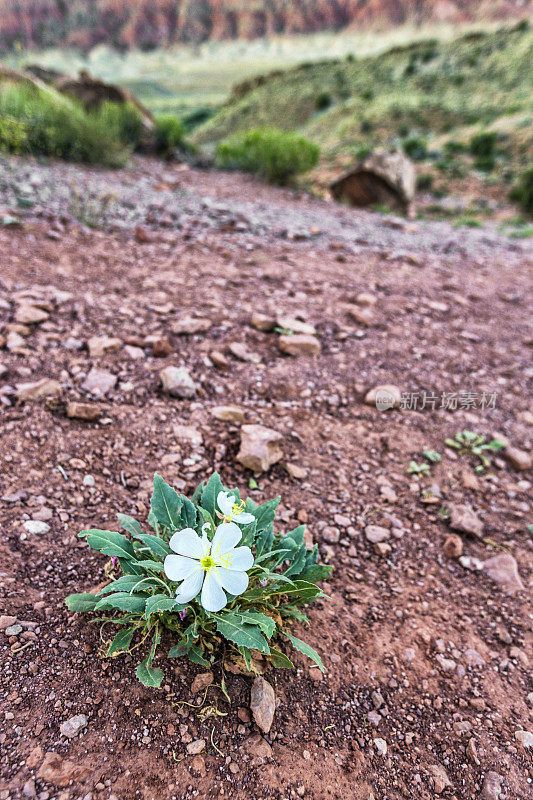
[241,733,272,766]
[5,623,22,636]
[124,345,144,360]
[464,648,485,668]
[17,378,62,401]
[15,305,48,324]
[22,779,36,798]
[37,753,91,787]
[66,402,101,421]
[364,384,401,410]
[81,368,117,397]
[514,729,533,748]
[308,667,323,681]
[190,755,206,776]
[365,525,390,543]
[0,615,17,630]
[211,405,246,423]
[504,446,532,471]
[60,714,88,739]
[160,366,196,399]
[210,350,229,370]
[191,671,213,694]
[346,305,374,326]
[285,463,308,480]
[251,313,275,332]
[250,677,276,734]
[229,342,261,363]
[483,553,524,594]
[356,292,377,306]
[186,739,206,755]
[278,334,321,356]
[23,520,50,535]
[173,424,203,445]
[481,771,503,800]
[276,316,316,335]
[172,317,212,335]
[443,534,463,558]
[134,225,152,243]
[435,654,456,672]
[322,526,340,543]
[87,336,122,358]
[466,738,480,765]
[152,336,172,357]
[237,424,283,473]
[374,541,391,556]
[448,503,483,538]
[373,738,387,756]
[367,711,381,726]
[428,764,452,794]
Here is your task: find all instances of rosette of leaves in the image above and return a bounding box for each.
[66,473,331,688]
[445,430,505,472]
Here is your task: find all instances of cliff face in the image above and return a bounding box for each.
[0,0,530,51]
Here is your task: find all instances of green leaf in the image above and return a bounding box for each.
[423,449,442,463]
[200,472,224,518]
[133,532,170,559]
[117,513,143,537]
[269,647,295,669]
[136,656,164,688]
[94,593,147,613]
[65,592,99,612]
[486,439,505,451]
[284,632,324,672]
[180,497,197,528]
[280,607,309,623]
[188,644,211,667]
[135,560,165,572]
[107,627,136,656]
[144,594,178,618]
[97,576,144,595]
[213,612,270,654]
[234,611,276,638]
[239,646,253,671]
[147,510,160,534]
[118,558,145,575]
[253,497,280,531]
[249,477,258,490]
[151,473,182,530]
[84,529,136,560]
[298,564,332,582]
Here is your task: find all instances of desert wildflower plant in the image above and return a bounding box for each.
[66,472,331,687]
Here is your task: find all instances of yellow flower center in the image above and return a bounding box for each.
[200,555,215,570]
[232,500,246,516]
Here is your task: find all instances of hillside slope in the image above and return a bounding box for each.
[193,25,533,171]
[0,0,531,50]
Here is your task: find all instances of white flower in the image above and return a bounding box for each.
[163,522,254,613]
[217,491,255,525]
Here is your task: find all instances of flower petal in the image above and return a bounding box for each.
[164,554,198,582]
[201,569,227,613]
[234,511,255,524]
[211,521,241,557]
[169,528,208,559]
[175,568,204,604]
[217,567,249,596]
[217,491,234,518]
[223,546,254,571]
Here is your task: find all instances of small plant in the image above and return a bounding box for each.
[69,184,116,229]
[66,472,331,688]
[509,165,533,215]
[315,92,332,111]
[445,430,505,471]
[407,461,430,476]
[469,131,497,172]
[216,127,320,185]
[154,114,187,157]
[423,450,442,464]
[402,135,427,161]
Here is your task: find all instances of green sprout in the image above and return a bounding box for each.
[445,430,505,472]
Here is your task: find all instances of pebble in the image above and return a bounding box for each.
[15,305,48,324]
[277,333,321,356]
[37,753,91,787]
[448,503,483,538]
[190,671,213,694]
[81,368,117,397]
[172,317,212,335]
[322,526,340,543]
[373,737,387,755]
[251,312,275,332]
[87,336,122,358]
[5,624,22,636]
[236,424,283,473]
[504,446,532,471]
[364,384,401,410]
[241,733,272,766]
[443,534,463,558]
[16,378,62,401]
[23,520,50,535]
[250,677,276,734]
[429,764,452,794]
[0,616,17,630]
[60,714,88,739]
[160,366,197,398]
[276,316,316,335]
[365,525,390,543]
[483,553,525,594]
[186,739,206,755]
[152,336,172,357]
[514,729,533,748]
[481,771,503,800]
[210,405,245,423]
[66,401,102,421]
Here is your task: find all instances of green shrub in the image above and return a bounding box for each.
[216,127,320,185]
[416,173,434,191]
[354,144,372,161]
[0,115,28,153]
[154,114,187,156]
[98,101,144,148]
[509,165,533,214]
[469,131,497,170]
[402,135,427,161]
[0,84,129,167]
[315,92,332,111]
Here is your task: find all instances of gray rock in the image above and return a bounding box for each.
[483,553,524,594]
[60,714,88,739]
[330,149,415,212]
[5,624,22,636]
[81,368,117,397]
[448,503,483,538]
[160,366,197,399]
[23,520,50,535]
[480,771,503,800]
[186,739,206,755]
[250,677,276,734]
[365,525,390,543]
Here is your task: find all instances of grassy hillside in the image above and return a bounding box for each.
[193,23,533,179]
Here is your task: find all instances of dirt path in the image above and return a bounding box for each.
[0,155,532,800]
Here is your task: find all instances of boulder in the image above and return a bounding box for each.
[330,149,415,212]
[237,424,283,473]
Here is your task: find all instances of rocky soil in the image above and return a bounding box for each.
[0,154,532,800]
